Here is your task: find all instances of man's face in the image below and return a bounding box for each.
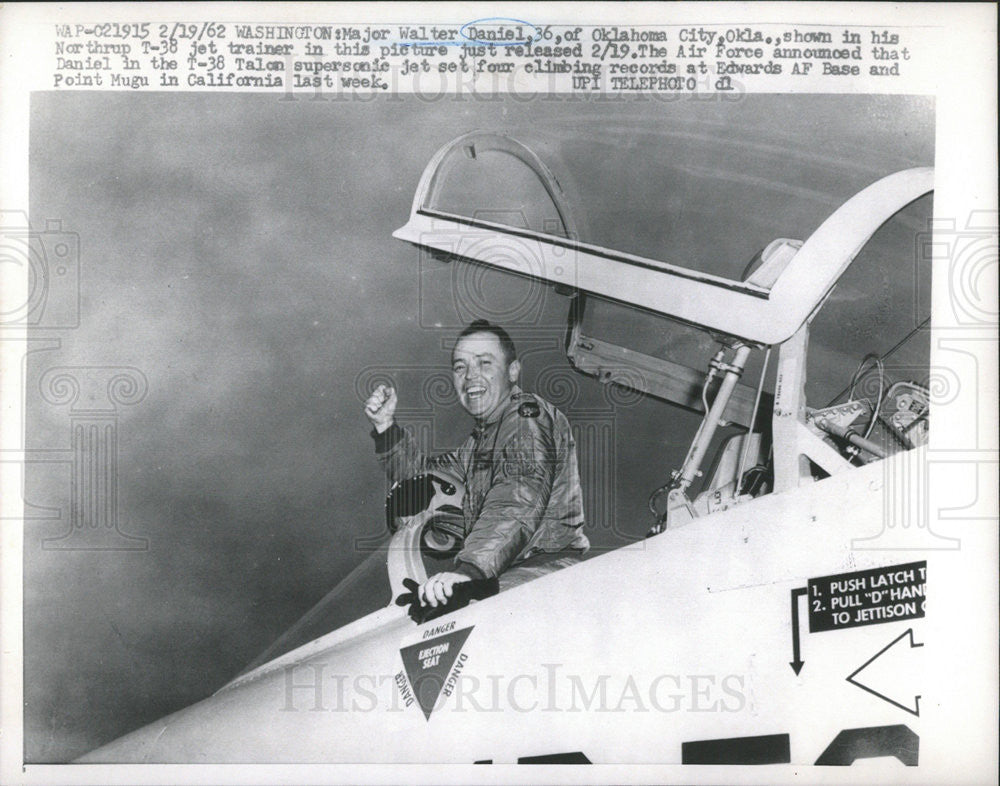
[451,332,520,420]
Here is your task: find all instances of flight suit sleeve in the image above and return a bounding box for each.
[452,411,555,580]
[372,423,464,484]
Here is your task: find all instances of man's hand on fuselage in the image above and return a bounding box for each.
[419,571,473,607]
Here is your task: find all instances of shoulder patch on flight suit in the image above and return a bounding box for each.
[518,401,540,418]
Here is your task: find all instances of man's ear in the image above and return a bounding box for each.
[508,359,521,384]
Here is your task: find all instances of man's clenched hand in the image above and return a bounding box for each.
[364,384,397,433]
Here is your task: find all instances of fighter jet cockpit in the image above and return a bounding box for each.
[237,123,933,681]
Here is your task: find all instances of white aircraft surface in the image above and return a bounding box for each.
[80,131,938,769]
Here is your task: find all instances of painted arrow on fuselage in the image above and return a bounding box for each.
[846,627,923,715]
[789,587,807,675]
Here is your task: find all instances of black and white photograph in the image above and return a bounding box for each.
[1,3,996,784]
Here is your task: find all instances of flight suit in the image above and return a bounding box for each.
[373,386,589,585]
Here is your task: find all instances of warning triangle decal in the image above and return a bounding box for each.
[400,626,473,720]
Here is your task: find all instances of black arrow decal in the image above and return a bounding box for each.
[790,587,807,675]
[846,628,923,715]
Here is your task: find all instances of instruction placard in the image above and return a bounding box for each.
[807,561,926,633]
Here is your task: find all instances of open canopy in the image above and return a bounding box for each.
[393,132,932,346]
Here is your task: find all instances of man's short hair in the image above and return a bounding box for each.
[454,320,517,365]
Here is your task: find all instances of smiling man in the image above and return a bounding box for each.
[364,320,589,610]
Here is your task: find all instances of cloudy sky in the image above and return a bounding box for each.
[24,92,933,761]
